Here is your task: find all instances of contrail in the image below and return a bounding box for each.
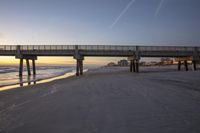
[110,0,136,29]
[154,0,165,17]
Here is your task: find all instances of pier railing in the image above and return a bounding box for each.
[0,45,199,52]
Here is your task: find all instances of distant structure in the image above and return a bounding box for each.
[160,58,173,65]
[107,62,117,67]
[174,57,192,63]
[140,61,159,66]
[118,59,128,66]
[139,61,146,66]
[106,59,128,67]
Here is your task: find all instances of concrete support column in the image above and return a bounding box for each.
[32,59,36,75]
[133,60,136,72]
[135,46,140,73]
[184,60,188,71]
[74,46,84,76]
[19,58,23,77]
[193,47,199,71]
[75,58,84,76]
[135,60,139,72]
[129,60,136,73]
[28,76,31,85]
[193,60,197,71]
[19,76,23,86]
[26,58,31,75]
[178,61,181,71]
[17,55,37,77]
[130,60,133,72]
[76,59,83,76]
[80,60,83,75]
[76,59,80,76]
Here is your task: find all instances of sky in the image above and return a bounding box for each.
[0,0,200,65]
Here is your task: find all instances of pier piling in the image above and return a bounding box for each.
[133,60,136,72]
[184,60,188,71]
[130,60,136,73]
[76,59,80,76]
[19,58,23,77]
[74,45,84,76]
[32,59,36,75]
[76,59,83,76]
[17,56,37,77]
[129,59,138,73]
[130,60,133,72]
[80,60,83,75]
[193,60,197,71]
[135,60,139,72]
[26,59,31,75]
[178,61,181,71]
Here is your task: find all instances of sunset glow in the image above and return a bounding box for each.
[0,56,125,66]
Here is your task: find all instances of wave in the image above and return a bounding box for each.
[0,66,75,88]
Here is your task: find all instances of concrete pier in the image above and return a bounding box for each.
[0,45,199,76]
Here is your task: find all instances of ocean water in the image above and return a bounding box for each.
[0,65,75,88]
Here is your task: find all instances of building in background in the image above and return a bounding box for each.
[106,62,117,67]
[118,60,128,66]
[174,57,193,64]
[160,58,174,65]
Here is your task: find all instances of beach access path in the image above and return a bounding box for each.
[0,66,200,133]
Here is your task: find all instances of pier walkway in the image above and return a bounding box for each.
[0,45,200,76]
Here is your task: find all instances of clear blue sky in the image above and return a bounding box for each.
[0,0,200,46]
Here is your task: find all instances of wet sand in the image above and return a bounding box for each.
[0,66,200,133]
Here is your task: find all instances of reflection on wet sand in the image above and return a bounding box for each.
[0,66,74,90]
[0,69,79,91]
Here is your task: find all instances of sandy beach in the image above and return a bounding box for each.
[0,66,200,133]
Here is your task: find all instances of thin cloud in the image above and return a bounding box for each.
[154,0,165,17]
[110,0,136,29]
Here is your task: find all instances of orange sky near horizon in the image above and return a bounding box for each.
[0,56,126,66]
